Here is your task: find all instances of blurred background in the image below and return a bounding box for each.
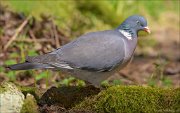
[0,0,179,88]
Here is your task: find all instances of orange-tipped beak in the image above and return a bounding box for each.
[143,26,151,34]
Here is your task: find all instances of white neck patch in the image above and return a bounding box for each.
[119,29,132,40]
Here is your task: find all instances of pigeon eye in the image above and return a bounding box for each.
[136,21,140,25]
[136,21,143,26]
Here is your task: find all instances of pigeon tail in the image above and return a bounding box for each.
[7,62,53,70]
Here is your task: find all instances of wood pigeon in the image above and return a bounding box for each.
[8,15,150,87]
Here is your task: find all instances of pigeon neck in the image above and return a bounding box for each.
[117,23,137,39]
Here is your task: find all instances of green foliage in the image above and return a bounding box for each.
[3,1,76,20]
[112,79,122,85]
[74,86,180,113]
[34,70,52,87]
[4,60,17,80]
[148,74,173,88]
[0,27,3,35]
[162,77,173,87]
[2,1,79,36]
[147,77,156,87]
[19,86,40,101]
[6,71,16,81]
[35,71,48,81]
[0,67,4,72]
[9,52,19,58]
[143,0,179,18]
[76,80,86,87]
[2,0,178,37]
[147,58,173,87]
[101,80,110,87]
[101,79,122,87]
[4,59,17,65]
[60,77,85,86]
[60,77,75,86]
[28,50,38,56]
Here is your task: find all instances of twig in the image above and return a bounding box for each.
[118,71,136,82]
[57,29,70,44]
[29,30,38,42]
[15,38,53,43]
[53,22,60,48]
[3,15,31,51]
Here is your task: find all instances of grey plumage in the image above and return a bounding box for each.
[8,62,53,70]
[51,30,126,71]
[8,15,150,86]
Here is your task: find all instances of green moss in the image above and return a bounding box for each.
[73,86,180,113]
[21,94,38,113]
[0,84,7,93]
[174,88,180,110]
[18,86,41,101]
[0,82,18,93]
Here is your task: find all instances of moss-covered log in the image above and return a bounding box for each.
[72,86,180,113]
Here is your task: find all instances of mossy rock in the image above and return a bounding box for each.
[72,86,180,113]
[21,93,38,113]
[0,82,25,113]
[0,83,8,93]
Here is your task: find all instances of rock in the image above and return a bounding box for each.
[39,85,100,109]
[0,82,24,113]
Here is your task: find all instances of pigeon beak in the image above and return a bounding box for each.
[143,26,151,34]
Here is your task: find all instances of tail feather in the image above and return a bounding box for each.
[8,62,54,70]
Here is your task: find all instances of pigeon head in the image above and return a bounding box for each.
[118,15,150,37]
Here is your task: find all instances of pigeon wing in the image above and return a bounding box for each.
[50,30,126,71]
